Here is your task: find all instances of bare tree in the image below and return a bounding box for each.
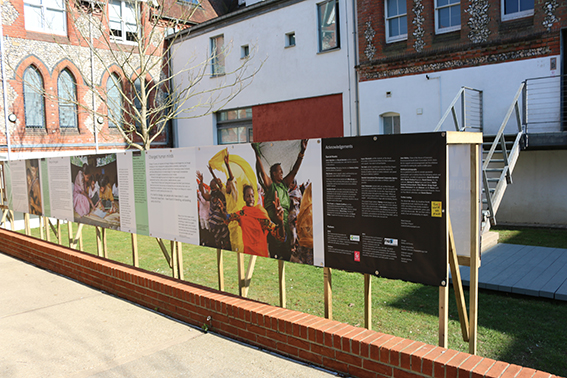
[10,0,260,151]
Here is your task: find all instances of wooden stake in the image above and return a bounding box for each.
[102,228,108,259]
[96,227,103,257]
[439,284,449,348]
[469,143,481,355]
[70,223,84,250]
[39,217,44,240]
[57,220,62,245]
[448,215,470,342]
[131,233,139,267]
[364,274,372,330]
[171,240,178,279]
[9,210,14,231]
[68,221,73,247]
[217,248,224,291]
[78,224,83,251]
[241,255,257,298]
[24,213,30,235]
[278,260,286,308]
[44,217,50,242]
[324,267,332,320]
[156,238,172,267]
[237,252,245,297]
[177,241,184,280]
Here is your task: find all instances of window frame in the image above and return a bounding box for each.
[108,0,139,44]
[216,108,253,145]
[23,66,46,129]
[210,35,226,76]
[317,0,340,53]
[385,0,407,43]
[57,69,78,129]
[285,32,296,48]
[107,73,123,129]
[501,0,534,21]
[381,112,401,134]
[435,0,460,34]
[24,0,67,35]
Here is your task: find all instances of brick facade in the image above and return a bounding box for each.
[0,0,225,155]
[0,229,561,378]
[357,0,566,81]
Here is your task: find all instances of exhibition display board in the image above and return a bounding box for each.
[0,132,479,288]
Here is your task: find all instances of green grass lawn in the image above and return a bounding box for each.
[22,224,567,376]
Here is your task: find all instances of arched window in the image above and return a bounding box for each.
[381,112,400,134]
[107,74,122,128]
[23,66,46,129]
[58,69,78,129]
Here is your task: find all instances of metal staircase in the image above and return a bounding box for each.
[435,84,525,235]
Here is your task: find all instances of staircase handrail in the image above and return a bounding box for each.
[482,82,524,171]
[434,86,482,132]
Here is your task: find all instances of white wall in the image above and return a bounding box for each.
[171,0,357,147]
[358,56,560,136]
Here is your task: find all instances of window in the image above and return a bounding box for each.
[23,66,46,129]
[502,0,534,20]
[381,113,400,134]
[241,45,249,59]
[285,32,296,47]
[57,69,78,129]
[216,108,252,145]
[435,0,460,33]
[24,0,66,35]
[107,74,122,129]
[109,0,138,43]
[211,35,225,76]
[317,0,339,52]
[385,0,407,43]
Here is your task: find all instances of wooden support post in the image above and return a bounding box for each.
[102,228,108,259]
[278,260,286,308]
[78,224,83,251]
[39,217,45,240]
[57,220,62,245]
[177,241,184,280]
[171,240,178,279]
[131,233,139,267]
[324,267,332,320]
[68,221,73,247]
[364,274,372,330]
[439,284,449,348]
[237,252,245,297]
[156,238,172,268]
[448,216,470,342]
[217,248,224,291]
[9,210,14,231]
[96,227,103,257]
[44,217,50,242]
[469,143,481,355]
[241,255,257,298]
[24,213,30,236]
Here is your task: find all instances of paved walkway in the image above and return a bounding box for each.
[457,243,567,301]
[0,252,336,378]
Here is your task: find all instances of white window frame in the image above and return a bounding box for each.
[381,112,400,134]
[109,0,139,44]
[385,0,407,43]
[435,0,460,34]
[210,35,225,76]
[501,0,534,21]
[24,0,67,35]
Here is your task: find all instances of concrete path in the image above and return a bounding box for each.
[0,252,336,378]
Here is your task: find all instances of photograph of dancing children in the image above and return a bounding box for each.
[71,154,120,229]
[25,159,42,216]
[196,139,315,264]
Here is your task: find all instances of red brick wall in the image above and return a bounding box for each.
[253,94,344,143]
[0,229,559,378]
[357,0,566,81]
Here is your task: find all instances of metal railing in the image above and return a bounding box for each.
[523,74,566,134]
[434,86,483,132]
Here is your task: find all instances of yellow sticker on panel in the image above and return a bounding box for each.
[431,201,442,217]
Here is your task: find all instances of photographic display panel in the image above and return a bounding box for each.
[3,133,461,287]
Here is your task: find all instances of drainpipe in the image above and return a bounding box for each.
[0,9,12,160]
[89,8,99,154]
[350,0,360,137]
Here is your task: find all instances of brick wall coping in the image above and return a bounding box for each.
[0,229,560,378]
